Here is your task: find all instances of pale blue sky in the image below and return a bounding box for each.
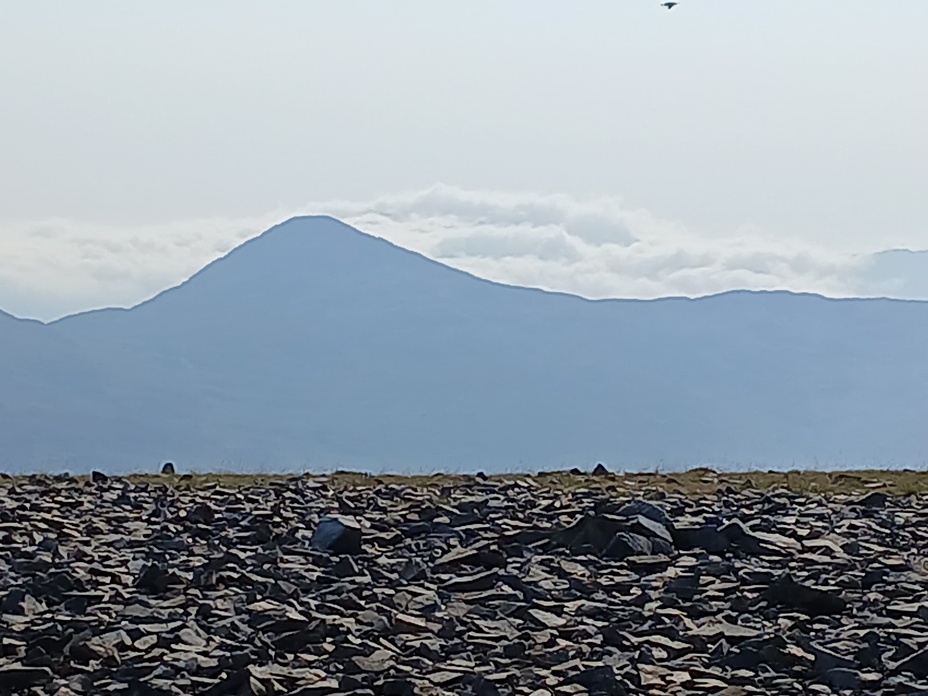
[1,1,926,319]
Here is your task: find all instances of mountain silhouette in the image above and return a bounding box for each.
[2,216,927,473]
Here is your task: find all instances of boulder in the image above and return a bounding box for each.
[310,515,363,555]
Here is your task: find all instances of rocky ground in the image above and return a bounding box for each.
[3,470,928,695]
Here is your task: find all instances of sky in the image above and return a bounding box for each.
[1,1,926,320]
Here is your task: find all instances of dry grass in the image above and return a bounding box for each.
[3,468,912,497]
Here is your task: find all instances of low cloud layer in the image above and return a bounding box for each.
[1,185,925,321]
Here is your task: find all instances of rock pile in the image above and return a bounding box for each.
[1,473,928,695]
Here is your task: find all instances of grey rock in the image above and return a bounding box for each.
[310,515,363,555]
[616,499,672,528]
[603,532,653,560]
[0,473,924,696]
[824,668,864,691]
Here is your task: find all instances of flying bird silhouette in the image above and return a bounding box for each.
[661,2,679,8]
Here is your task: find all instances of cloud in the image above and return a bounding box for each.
[0,214,284,320]
[0,184,925,321]
[318,185,886,300]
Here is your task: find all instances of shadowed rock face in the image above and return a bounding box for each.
[1,474,927,694]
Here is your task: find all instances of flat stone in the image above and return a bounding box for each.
[441,570,499,593]
[0,664,54,689]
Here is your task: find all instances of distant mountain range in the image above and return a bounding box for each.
[2,216,926,473]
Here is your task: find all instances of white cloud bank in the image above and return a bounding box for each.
[1,184,925,321]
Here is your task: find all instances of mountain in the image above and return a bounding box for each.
[3,216,927,473]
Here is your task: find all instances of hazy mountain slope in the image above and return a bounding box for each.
[24,215,925,473]
[0,310,111,467]
[0,310,210,470]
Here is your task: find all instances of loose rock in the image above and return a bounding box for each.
[0,473,923,695]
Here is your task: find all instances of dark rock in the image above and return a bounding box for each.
[626,514,674,545]
[251,522,274,544]
[565,666,628,695]
[160,462,175,474]
[0,588,29,614]
[824,668,863,691]
[892,646,928,678]
[861,568,888,589]
[666,573,701,600]
[765,573,847,616]
[854,491,889,508]
[441,570,499,593]
[310,515,363,555]
[673,524,730,553]
[616,499,672,528]
[201,668,250,696]
[187,502,216,525]
[806,641,858,675]
[136,563,173,595]
[603,532,653,560]
[856,632,883,669]
[557,514,625,555]
[470,676,502,696]
[651,538,675,556]
[718,635,802,672]
[380,678,416,696]
[332,556,361,578]
[399,559,428,582]
[0,664,53,690]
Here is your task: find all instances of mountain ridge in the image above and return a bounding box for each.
[31,215,925,327]
[2,216,927,473]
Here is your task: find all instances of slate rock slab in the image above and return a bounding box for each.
[0,473,925,695]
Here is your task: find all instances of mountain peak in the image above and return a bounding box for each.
[6,217,927,473]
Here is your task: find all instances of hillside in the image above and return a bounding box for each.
[2,216,927,472]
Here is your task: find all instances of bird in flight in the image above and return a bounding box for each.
[661,2,679,8]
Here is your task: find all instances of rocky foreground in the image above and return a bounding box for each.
[2,473,928,695]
